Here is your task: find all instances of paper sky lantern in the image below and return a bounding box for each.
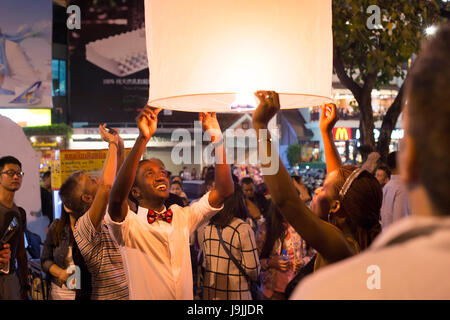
[145,0,333,112]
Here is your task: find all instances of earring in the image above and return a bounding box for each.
[328,211,333,224]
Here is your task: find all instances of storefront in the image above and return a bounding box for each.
[333,126,404,163]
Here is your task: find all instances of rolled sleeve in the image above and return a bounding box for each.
[184,192,224,234]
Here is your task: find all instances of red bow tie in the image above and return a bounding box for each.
[147,208,173,224]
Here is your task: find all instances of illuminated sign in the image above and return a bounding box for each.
[333,127,352,141]
[0,109,51,127]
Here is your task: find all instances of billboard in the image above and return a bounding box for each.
[68,0,149,123]
[0,0,52,108]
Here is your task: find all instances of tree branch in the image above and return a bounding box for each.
[376,82,405,163]
[333,48,363,101]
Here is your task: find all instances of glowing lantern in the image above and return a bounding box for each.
[145,0,333,112]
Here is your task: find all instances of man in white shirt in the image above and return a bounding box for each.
[291,23,450,299]
[107,107,234,299]
[380,152,411,230]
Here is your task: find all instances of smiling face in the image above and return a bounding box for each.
[0,163,23,192]
[133,159,170,203]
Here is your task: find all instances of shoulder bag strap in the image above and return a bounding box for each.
[216,225,253,284]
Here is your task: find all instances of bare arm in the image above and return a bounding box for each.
[252,91,353,264]
[108,106,160,222]
[200,112,234,208]
[319,103,342,174]
[87,124,119,231]
[116,130,125,176]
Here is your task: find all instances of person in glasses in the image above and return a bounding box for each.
[106,107,234,299]
[0,156,28,300]
[292,23,450,299]
[252,93,382,274]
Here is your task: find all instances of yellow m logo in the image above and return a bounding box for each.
[333,127,350,141]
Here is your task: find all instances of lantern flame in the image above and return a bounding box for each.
[230,92,258,112]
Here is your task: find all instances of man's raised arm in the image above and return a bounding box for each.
[108,106,161,222]
[200,112,234,208]
[87,124,120,230]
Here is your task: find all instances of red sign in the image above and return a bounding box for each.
[333,127,352,141]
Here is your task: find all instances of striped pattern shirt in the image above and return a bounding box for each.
[74,213,129,300]
[201,218,260,300]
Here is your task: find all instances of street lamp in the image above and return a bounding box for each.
[425,25,438,36]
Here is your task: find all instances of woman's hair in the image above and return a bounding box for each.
[260,203,286,259]
[52,205,71,247]
[330,165,382,250]
[209,184,248,228]
[54,171,86,246]
[170,180,183,188]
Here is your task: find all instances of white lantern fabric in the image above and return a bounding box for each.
[145,0,333,112]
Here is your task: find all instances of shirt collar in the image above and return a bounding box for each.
[137,205,167,216]
[370,215,450,250]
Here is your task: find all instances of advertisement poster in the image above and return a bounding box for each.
[68,0,149,123]
[0,0,52,108]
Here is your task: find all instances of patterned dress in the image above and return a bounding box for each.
[256,222,313,299]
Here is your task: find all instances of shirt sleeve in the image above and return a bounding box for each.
[104,206,135,247]
[40,220,57,274]
[73,213,102,274]
[182,192,224,234]
[238,223,261,282]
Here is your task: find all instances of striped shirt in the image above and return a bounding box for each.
[201,218,260,300]
[74,213,129,300]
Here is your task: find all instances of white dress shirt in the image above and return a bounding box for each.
[291,215,450,299]
[105,191,222,300]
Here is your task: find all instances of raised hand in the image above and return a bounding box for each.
[200,112,222,142]
[136,105,161,140]
[319,103,339,133]
[252,91,280,128]
[99,124,120,146]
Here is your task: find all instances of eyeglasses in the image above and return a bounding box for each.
[0,170,25,178]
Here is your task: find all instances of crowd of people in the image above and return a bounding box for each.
[0,23,449,300]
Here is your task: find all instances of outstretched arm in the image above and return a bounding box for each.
[252,91,353,264]
[108,106,161,222]
[200,112,234,208]
[319,103,342,174]
[87,124,119,231]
